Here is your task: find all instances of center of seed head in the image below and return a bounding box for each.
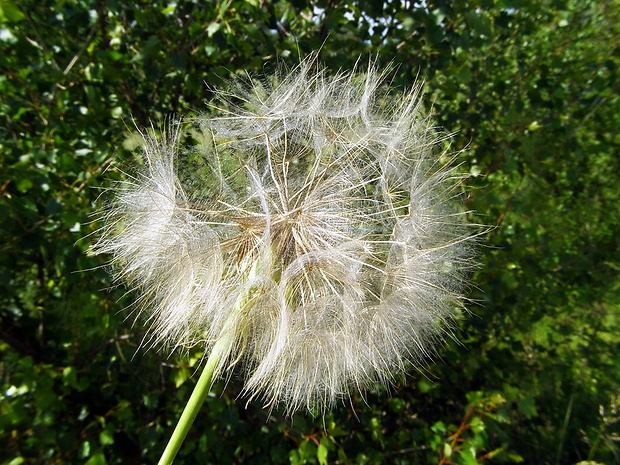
[271,208,304,257]
[232,207,307,265]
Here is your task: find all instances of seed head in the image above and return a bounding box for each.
[93,59,477,414]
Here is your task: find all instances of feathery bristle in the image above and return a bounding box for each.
[92,58,478,415]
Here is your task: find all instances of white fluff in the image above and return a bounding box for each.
[93,58,478,414]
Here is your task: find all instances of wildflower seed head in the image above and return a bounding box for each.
[93,58,478,415]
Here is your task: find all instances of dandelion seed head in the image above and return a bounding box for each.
[92,57,478,415]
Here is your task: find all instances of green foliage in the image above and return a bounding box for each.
[1,0,618,464]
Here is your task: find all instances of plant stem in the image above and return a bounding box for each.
[158,338,227,465]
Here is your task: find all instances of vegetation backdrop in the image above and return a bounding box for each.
[1,0,618,464]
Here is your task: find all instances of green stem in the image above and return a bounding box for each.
[158,338,227,465]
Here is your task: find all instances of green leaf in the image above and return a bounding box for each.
[15,177,33,193]
[459,448,479,465]
[431,421,446,434]
[317,442,328,465]
[84,451,107,465]
[174,368,188,388]
[62,366,78,389]
[207,22,221,37]
[0,0,25,22]
[517,397,538,419]
[470,416,485,434]
[99,428,115,446]
[6,457,25,465]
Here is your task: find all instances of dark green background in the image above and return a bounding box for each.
[1,0,618,463]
